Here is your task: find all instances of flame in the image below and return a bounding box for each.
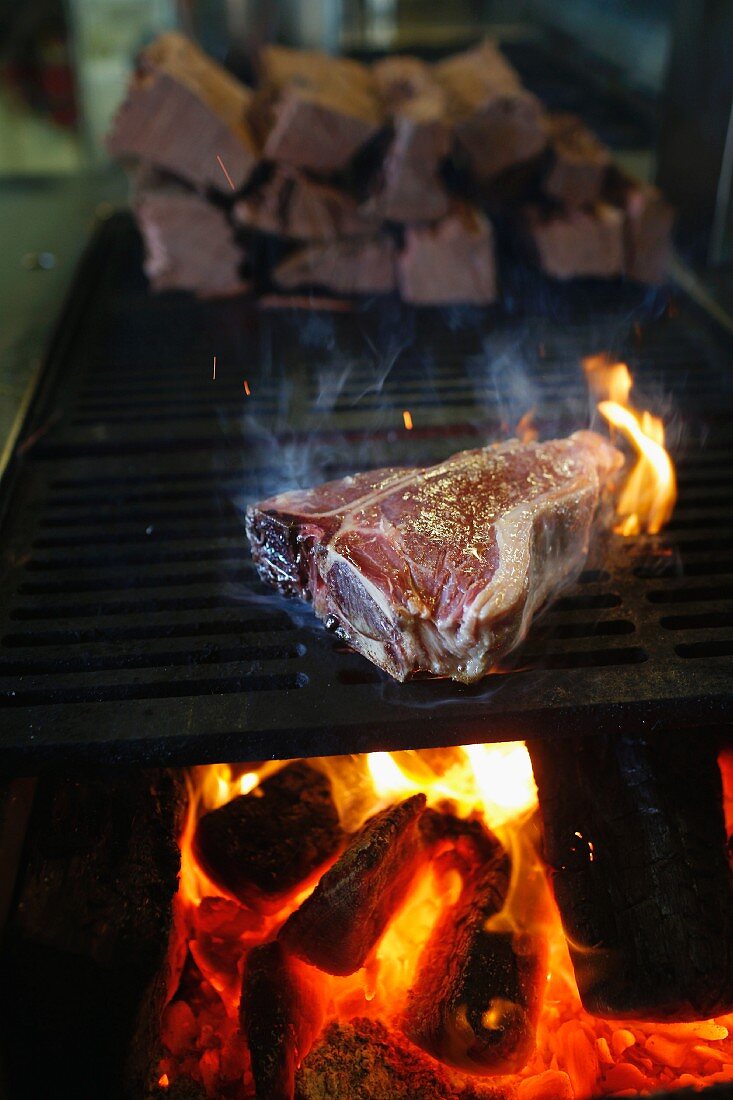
[516,408,539,444]
[583,354,676,535]
[403,409,413,430]
[162,746,733,1099]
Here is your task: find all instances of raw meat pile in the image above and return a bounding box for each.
[246,431,622,682]
[107,33,673,303]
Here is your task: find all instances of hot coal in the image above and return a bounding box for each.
[193,761,343,910]
[246,433,621,683]
[522,203,625,280]
[279,794,427,975]
[397,205,497,305]
[543,114,611,210]
[134,171,249,297]
[367,56,451,223]
[529,731,733,1020]
[253,45,382,174]
[435,40,546,181]
[274,235,397,295]
[106,32,258,193]
[294,1018,507,1100]
[241,940,328,1100]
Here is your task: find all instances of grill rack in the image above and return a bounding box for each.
[0,213,732,769]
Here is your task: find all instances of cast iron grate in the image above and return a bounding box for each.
[0,213,731,769]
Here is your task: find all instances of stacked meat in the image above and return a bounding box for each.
[107,32,673,303]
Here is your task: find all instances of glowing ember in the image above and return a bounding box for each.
[243,380,251,396]
[403,409,413,430]
[159,747,733,1099]
[216,154,236,191]
[583,354,677,536]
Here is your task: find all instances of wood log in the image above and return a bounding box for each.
[398,205,497,305]
[133,170,250,298]
[274,236,397,295]
[279,794,427,975]
[193,760,343,911]
[234,167,377,241]
[434,40,546,181]
[528,730,733,1020]
[403,827,546,1074]
[241,940,328,1100]
[0,769,185,1100]
[606,168,674,284]
[366,57,451,223]
[253,45,383,174]
[543,113,611,210]
[294,1018,509,1100]
[522,203,625,280]
[106,32,258,193]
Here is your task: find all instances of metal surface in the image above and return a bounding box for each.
[0,213,732,770]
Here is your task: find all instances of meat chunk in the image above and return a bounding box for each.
[279,794,427,975]
[435,40,546,181]
[523,204,625,280]
[234,168,377,241]
[241,941,328,1100]
[133,171,249,297]
[274,236,396,295]
[246,432,621,683]
[543,114,611,210]
[193,761,343,910]
[366,57,451,223]
[106,32,258,193]
[398,206,497,305]
[253,45,382,173]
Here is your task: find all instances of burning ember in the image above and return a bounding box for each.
[157,745,733,1099]
[583,354,677,536]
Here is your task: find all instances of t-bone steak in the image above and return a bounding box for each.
[246,431,621,683]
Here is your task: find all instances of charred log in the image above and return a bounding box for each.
[279,793,427,975]
[294,1018,507,1100]
[0,769,185,1100]
[528,730,733,1020]
[234,167,377,242]
[241,940,328,1100]
[274,236,397,295]
[193,761,343,910]
[106,32,258,193]
[397,206,497,305]
[543,114,611,210]
[522,203,625,280]
[606,168,674,284]
[403,834,546,1074]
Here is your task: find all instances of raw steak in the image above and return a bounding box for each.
[246,432,621,683]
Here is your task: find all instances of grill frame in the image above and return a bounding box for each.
[1,213,732,770]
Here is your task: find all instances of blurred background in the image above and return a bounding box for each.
[0,0,732,454]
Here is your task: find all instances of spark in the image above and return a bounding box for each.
[216,154,236,191]
[403,409,413,430]
[158,1074,169,1088]
[243,380,251,396]
[212,355,216,380]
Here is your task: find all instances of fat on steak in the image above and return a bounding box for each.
[246,432,621,683]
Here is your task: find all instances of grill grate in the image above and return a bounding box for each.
[0,214,732,769]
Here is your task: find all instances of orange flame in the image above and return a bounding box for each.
[583,354,676,536]
[162,747,733,1099]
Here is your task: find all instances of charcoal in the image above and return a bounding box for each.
[435,40,546,181]
[366,56,451,223]
[279,794,427,975]
[522,203,624,280]
[133,171,249,298]
[294,1018,509,1100]
[529,731,733,1019]
[398,205,497,304]
[242,941,328,1100]
[253,45,382,173]
[193,761,343,910]
[403,832,545,1075]
[234,168,377,241]
[274,236,397,295]
[107,32,258,193]
[543,113,611,210]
